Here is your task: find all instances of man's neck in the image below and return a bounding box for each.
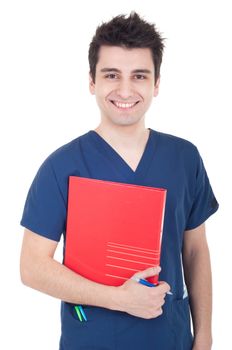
[94,123,150,151]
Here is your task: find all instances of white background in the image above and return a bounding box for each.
[0,0,231,349]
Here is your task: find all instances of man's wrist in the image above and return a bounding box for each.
[105,285,125,312]
[193,334,212,350]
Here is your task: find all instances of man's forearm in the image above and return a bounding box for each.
[21,256,119,309]
[183,238,213,348]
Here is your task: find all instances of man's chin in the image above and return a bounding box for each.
[108,115,144,127]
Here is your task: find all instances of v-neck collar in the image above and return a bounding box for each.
[88,128,159,184]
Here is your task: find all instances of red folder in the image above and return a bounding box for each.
[65,176,167,286]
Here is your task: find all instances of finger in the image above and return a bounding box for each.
[156,281,171,294]
[133,266,161,280]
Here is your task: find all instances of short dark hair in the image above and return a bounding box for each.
[88,12,165,84]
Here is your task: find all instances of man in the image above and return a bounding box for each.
[20,12,218,350]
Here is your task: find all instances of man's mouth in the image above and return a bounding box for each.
[110,100,140,109]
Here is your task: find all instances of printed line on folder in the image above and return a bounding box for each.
[106,255,156,266]
[105,273,128,280]
[107,241,158,253]
[106,263,139,272]
[107,249,157,260]
[107,244,159,255]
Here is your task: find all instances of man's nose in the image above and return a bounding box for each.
[116,79,134,100]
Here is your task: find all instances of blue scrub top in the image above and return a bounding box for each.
[21,129,219,350]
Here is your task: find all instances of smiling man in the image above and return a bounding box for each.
[20,12,218,350]
[91,46,158,127]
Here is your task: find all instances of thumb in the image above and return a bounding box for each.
[132,266,161,280]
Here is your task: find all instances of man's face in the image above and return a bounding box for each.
[89,46,160,127]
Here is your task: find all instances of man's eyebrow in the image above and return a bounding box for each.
[100,68,152,74]
[132,69,152,74]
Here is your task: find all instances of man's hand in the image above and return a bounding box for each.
[114,266,170,319]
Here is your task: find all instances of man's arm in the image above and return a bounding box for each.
[20,228,170,319]
[183,223,213,350]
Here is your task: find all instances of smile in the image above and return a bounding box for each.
[110,100,139,109]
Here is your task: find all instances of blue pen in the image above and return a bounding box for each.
[79,305,87,321]
[132,276,173,295]
[78,305,87,321]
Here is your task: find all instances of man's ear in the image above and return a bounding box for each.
[154,76,160,97]
[89,73,95,95]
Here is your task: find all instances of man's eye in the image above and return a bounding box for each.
[105,74,118,79]
[134,75,146,80]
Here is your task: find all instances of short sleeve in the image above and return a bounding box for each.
[20,157,67,241]
[185,150,219,230]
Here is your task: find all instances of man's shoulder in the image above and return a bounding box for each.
[36,131,90,177]
[156,130,196,148]
[46,131,90,164]
[152,129,201,168]
[155,130,199,155]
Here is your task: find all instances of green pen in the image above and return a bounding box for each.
[74,305,83,322]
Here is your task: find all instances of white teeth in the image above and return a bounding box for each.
[112,101,137,109]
